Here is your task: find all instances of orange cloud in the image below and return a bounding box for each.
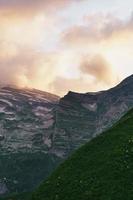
[51,77,97,96]
[0,46,59,91]
[80,54,119,85]
[50,54,119,96]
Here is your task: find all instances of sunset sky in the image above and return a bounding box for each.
[0,0,133,96]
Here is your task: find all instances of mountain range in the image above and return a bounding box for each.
[0,74,133,196]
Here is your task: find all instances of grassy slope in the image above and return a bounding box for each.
[31,109,133,200]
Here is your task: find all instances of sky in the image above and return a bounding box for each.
[0,0,133,96]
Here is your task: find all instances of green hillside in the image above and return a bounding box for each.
[31,108,133,200]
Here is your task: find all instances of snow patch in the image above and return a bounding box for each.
[35,106,52,112]
[0,92,13,97]
[6,117,16,121]
[43,119,54,129]
[34,112,46,117]
[0,106,14,115]
[82,103,97,111]
[0,106,5,112]
[0,99,13,107]
[34,106,53,117]
[44,137,52,148]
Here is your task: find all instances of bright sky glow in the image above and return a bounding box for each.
[0,0,132,96]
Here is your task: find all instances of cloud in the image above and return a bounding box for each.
[0,2,124,96]
[63,13,133,46]
[0,0,80,95]
[80,54,118,85]
[51,77,97,96]
[50,54,119,96]
[0,46,58,92]
[0,0,83,17]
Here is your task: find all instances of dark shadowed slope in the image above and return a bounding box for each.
[31,108,133,200]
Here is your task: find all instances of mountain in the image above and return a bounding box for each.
[52,74,133,157]
[0,74,133,196]
[0,87,61,196]
[31,108,133,200]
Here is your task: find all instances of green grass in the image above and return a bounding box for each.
[30,108,133,200]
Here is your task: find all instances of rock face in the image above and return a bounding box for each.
[0,181,8,195]
[0,87,60,195]
[52,74,133,157]
[0,87,59,154]
[0,75,133,196]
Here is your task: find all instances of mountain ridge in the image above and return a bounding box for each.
[0,74,133,196]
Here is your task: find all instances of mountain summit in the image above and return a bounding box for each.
[54,74,133,156]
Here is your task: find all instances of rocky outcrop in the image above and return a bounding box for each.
[0,181,8,195]
[0,87,59,155]
[51,75,133,157]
